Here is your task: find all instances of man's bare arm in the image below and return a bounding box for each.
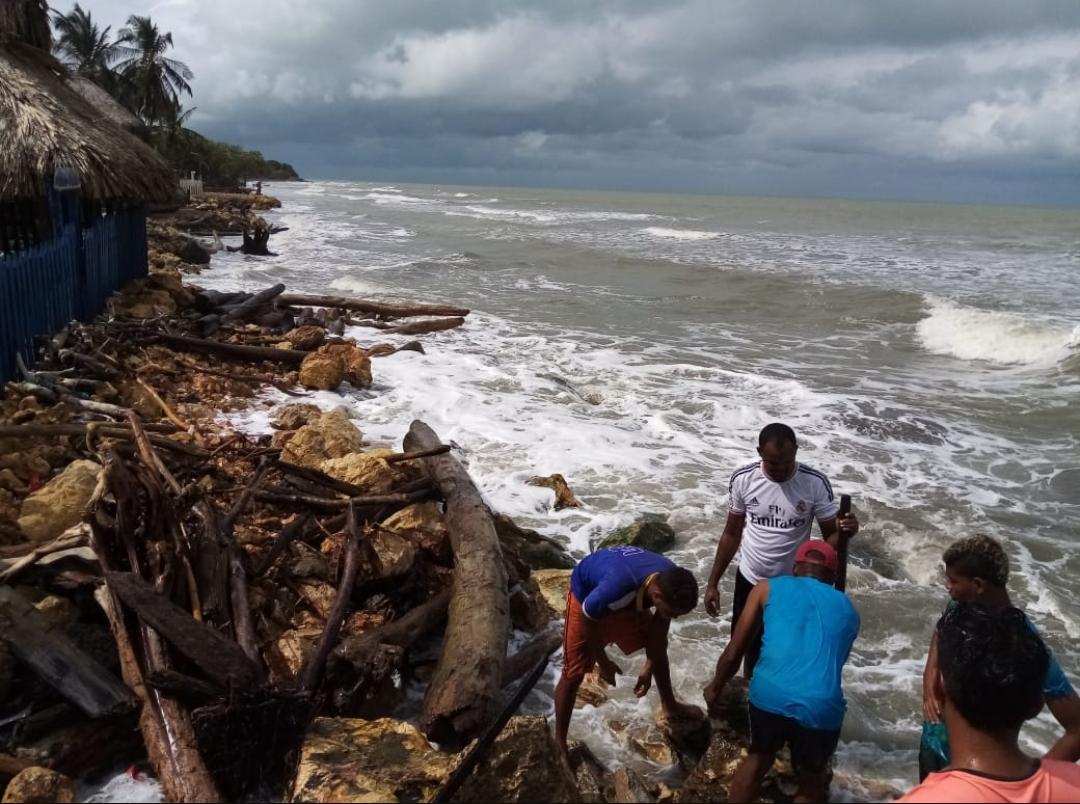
[704,512,746,617]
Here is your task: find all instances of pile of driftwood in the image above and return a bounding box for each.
[0,230,570,802]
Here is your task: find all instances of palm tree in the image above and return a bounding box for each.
[113,15,193,127]
[51,3,116,84]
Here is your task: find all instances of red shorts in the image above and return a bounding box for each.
[561,592,650,681]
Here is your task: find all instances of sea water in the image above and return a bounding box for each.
[196,181,1080,798]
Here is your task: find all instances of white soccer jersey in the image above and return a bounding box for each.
[728,461,840,584]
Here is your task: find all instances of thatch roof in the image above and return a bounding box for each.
[0,2,176,204]
[68,75,142,131]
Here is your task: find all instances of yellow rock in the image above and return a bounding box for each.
[290,718,453,803]
[532,569,572,616]
[1,767,75,803]
[381,502,443,534]
[17,460,101,543]
[321,449,412,494]
[317,342,372,388]
[280,409,364,469]
[299,351,345,391]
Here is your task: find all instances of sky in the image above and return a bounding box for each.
[73,0,1080,206]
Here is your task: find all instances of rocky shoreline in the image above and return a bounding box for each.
[0,192,901,803]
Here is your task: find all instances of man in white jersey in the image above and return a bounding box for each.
[704,423,859,675]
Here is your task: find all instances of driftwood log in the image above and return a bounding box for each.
[334,589,452,671]
[277,293,469,319]
[403,421,509,744]
[0,585,136,718]
[158,334,309,365]
[383,317,466,336]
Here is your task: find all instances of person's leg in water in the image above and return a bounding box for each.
[728,751,775,803]
[731,569,764,678]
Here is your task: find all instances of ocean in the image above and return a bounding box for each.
[199,180,1080,798]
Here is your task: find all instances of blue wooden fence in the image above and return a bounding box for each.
[0,206,148,383]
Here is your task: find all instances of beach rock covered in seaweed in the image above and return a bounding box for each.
[596,513,675,553]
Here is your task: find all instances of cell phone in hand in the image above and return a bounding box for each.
[839,494,852,516]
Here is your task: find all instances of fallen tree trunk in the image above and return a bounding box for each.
[158,334,309,365]
[221,283,286,322]
[105,572,262,689]
[383,317,466,336]
[334,589,451,671]
[500,624,562,688]
[0,585,136,719]
[277,293,470,319]
[404,420,509,745]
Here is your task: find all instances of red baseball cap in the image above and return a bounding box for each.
[795,540,838,572]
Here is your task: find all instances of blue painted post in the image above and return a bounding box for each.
[48,166,85,320]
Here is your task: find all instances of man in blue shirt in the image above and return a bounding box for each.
[555,546,704,762]
[704,540,860,804]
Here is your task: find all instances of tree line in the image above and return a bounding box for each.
[52,3,299,187]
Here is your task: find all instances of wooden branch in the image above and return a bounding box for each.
[254,485,437,511]
[159,334,309,365]
[404,421,510,744]
[277,293,470,319]
[93,586,223,803]
[254,514,312,577]
[383,317,466,336]
[274,459,367,498]
[220,463,271,672]
[384,445,452,464]
[300,503,363,693]
[334,589,451,670]
[500,625,562,688]
[221,283,286,322]
[0,530,87,584]
[0,424,207,458]
[136,378,191,431]
[105,572,262,689]
[0,586,136,719]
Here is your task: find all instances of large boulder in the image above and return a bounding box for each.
[270,402,323,431]
[280,409,364,469]
[290,717,453,803]
[318,343,372,388]
[494,514,575,570]
[450,716,580,803]
[532,569,572,616]
[1,767,75,803]
[321,450,414,494]
[299,351,345,391]
[285,325,327,351]
[596,513,675,553]
[17,460,101,543]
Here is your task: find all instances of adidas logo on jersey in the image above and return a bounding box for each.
[748,496,760,506]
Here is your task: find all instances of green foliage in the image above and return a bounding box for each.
[51,3,117,86]
[153,127,300,187]
[113,14,193,126]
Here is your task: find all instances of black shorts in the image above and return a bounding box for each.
[747,704,841,774]
[732,569,764,664]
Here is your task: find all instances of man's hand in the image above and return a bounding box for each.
[703,678,725,716]
[597,655,623,686]
[704,584,722,618]
[838,512,860,540]
[664,701,706,721]
[634,672,652,698]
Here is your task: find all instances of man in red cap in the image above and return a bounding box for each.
[704,541,860,803]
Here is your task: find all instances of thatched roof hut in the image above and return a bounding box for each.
[68,75,142,132]
[0,0,176,204]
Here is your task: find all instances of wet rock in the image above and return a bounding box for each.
[299,351,345,391]
[33,596,77,630]
[575,672,609,708]
[290,542,332,582]
[297,581,338,620]
[1,767,75,803]
[608,720,678,766]
[494,514,575,570]
[321,449,414,494]
[370,529,416,578]
[265,625,321,684]
[608,767,654,803]
[674,731,744,804]
[596,513,675,553]
[285,325,327,351]
[0,469,27,496]
[568,742,608,804]
[527,474,582,510]
[532,569,573,616]
[17,460,101,543]
[708,676,750,736]
[280,409,364,469]
[270,402,323,431]
[509,577,558,632]
[450,715,579,804]
[290,717,453,803]
[318,343,372,388]
[656,706,712,762]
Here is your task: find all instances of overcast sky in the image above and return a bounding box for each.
[74,0,1080,206]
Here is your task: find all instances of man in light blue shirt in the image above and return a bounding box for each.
[704,540,860,804]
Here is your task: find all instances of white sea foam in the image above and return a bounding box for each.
[642,226,720,240]
[80,773,164,803]
[360,192,435,206]
[916,298,1079,366]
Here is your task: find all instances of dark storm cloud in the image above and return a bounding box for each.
[77,0,1080,204]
